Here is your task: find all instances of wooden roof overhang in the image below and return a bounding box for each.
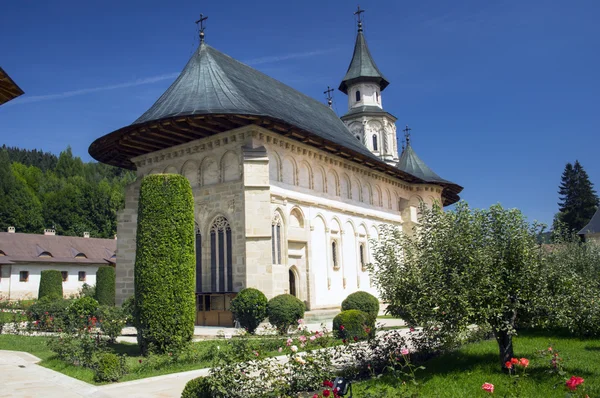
[0,67,24,105]
[89,113,462,205]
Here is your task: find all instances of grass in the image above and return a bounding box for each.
[0,333,339,385]
[0,312,27,322]
[352,329,600,397]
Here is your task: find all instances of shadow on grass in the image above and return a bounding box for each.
[585,345,600,351]
[110,342,141,357]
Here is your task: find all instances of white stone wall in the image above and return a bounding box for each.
[0,263,100,300]
[585,233,600,244]
[347,82,382,109]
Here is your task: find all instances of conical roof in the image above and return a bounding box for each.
[579,207,600,235]
[339,31,389,94]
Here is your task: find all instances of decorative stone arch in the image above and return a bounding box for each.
[362,181,373,205]
[148,169,161,175]
[181,160,200,187]
[373,185,382,207]
[298,161,313,189]
[289,206,305,229]
[271,209,285,265]
[268,150,282,182]
[326,169,340,196]
[313,166,326,193]
[312,213,328,231]
[383,188,391,209]
[357,223,369,272]
[340,173,351,199]
[220,150,241,182]
[329,217,343,271]
[207,214,233,292]
[282,155,298,186]
[163,165,178,174]
[288,265,301,298]
[199,156,219,186]
[352,178,362,202]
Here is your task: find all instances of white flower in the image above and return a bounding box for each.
[294,356,306,365]
[290,345,298,352]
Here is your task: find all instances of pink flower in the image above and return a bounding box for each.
[519,358,529,368]
[400,348,409,355]
[310,335,316,341]
[565,376,584,391]
[339,325,345,331]
[409,327,415,332]
[253,350,259,357]
[299,335,307,343]
[278,347,283,353]
[482,382,494,393]
[286,338,293,346]
[313,395,319,398]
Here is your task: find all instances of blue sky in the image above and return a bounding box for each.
[1,0,599,226]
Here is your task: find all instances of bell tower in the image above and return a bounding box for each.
[339,6,399,164]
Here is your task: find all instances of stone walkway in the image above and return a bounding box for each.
[0,318,406,398]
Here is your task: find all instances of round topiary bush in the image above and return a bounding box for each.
[333,309,375,341]
[230,288,268,334]
[341,291,380,319]
[94,352,128,382]
[135,174,196,355]
[267,294,305,334]
[38,270,63,300]
[181,377,212,398]
[96,266,116,306]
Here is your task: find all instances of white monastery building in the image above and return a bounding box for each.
[89,9,462,325]
[0,227,116,300]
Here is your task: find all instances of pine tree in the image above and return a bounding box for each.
[556,160,599,233]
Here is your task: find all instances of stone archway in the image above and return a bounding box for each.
[289,268,298,297]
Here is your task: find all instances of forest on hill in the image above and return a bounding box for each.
[0,145,135,238]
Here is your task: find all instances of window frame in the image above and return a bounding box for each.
[61,271,68,282]
[19,271,29,282]
[78,271,86,282]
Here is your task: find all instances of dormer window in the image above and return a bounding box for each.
[372,134,378,151]
[75,253,87,259]
[356,135,360,141]
[38,251,53,258]
[355,90,361,102]
[0,250,5,256]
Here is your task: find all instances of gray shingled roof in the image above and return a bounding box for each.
[396,143,456,185]
[133,42,380,161]
[0,232,116,265]
[339,31,389,94]
[579,207,600,235]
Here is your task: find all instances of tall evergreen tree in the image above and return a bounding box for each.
[556,160,599,233]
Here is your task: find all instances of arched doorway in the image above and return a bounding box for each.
[289,269,297,297]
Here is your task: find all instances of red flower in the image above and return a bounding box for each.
[312,395,319,398]
[364,327,371,334]
[138,359,142,364]
[505,361,513,369]
[322,389,331,397]
[510,358,519,365]
[353,336,358,342]
[323,380,334,388]
[565,376,584,391]
[519,358,529,368]
[342,339,347,344]
[339,325,345,331]
[481,382,494,393]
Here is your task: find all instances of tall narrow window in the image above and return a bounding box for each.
[359,244,365,271]
[356,135,360,141]
[376,92,379,102]
[210,216,232,292]
[355,90,361,102]
[332,241,339,269]
[372,134,378,151]
[195,223,202,293]
[61,271,68,282]
[272,214,282,264]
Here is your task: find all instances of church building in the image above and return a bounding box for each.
[89,9,462,325]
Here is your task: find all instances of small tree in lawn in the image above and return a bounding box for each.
[371,202,545,371]
[135,174,195,355]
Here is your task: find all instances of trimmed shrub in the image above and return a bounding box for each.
[38,270,63,300]
[94,353,128,382]
[230,288,268,334]
[267,294,305,334]
[135,174,196,354]
[97,305,126,343]
[341,291,380,319]
[27,297,70,330]
[333,309,375,341]
[67,296,99,330]
[181,377,212,398]
[95,266,116,306]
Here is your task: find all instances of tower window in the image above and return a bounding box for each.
[332,240,339,269]
[356,135,360,141]
[210,216,232,292]
[359,243,365,271]
[372,134,378,151]
[355,90,361,102]
[376,92,379,102]
[272,214,282,265]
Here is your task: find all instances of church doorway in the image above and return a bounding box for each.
[289,268,297,297]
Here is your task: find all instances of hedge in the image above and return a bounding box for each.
[341,291,379,319]
[267,294,305,334]
[96,266,116,306]
[230,288,268,334]
[135,174,196,354]
[181,377,212,398]
[38,270,63,300]
[333,309,375,341]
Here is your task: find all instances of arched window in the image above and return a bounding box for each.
[195,222,202,293]
[272,214,282,265]
[332,240,339,269]
[355,90,361,102]
[372,134,378,151]
[356,135,360,141]
[210,216,232,292]
[359,243,366,271]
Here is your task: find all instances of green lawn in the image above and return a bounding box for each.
[0,312,27,322]
[352,330,600,397]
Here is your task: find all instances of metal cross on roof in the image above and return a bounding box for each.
[324,86,334,108]
[195,13,208,41]
[354,5,365,32]
[403,125,413,147]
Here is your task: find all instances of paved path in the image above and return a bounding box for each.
[0,318,406,398]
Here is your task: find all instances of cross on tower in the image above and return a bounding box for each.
[354,5,365,32]
[324,86,334,108]
[403,125,412,148]
[195,13,208,41]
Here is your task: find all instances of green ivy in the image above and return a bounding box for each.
[135,174,195,355]
[38,270,63,300]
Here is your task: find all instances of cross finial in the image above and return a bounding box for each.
[324,86,334,108]
[354,5,365,32]
[195,13,208,42]
[403,125,412,147]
